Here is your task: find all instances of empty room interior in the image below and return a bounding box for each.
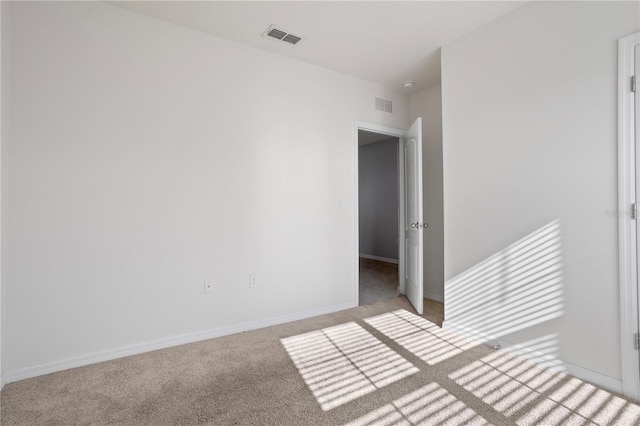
[1,1,640,425]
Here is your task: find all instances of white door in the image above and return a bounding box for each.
[403,118,424,314]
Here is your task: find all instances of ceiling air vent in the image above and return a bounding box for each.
[262,25,302,46]
[375,97,393,113]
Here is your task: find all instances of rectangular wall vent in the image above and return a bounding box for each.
[375,97,393,113]
[262,25,302,46]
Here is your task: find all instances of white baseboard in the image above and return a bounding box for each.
[424,291,444,303]
[0,374,4,391]
[2,300,357,386]
[563,362,623,394]
[359,254,398,264]
[442,321,622,394]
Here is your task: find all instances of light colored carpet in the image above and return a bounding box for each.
[1,297,639,425]
[359,257,444,327]
[359,257,399,306]
[422,298,445,328]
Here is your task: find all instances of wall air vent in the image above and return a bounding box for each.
[375,97,393,113]
[262,25,302,46]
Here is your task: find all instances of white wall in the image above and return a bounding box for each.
[441,1,640,388]
[3,2,409,374]
[409,82,444,302]
[358,138,399,261]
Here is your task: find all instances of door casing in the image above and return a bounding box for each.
[354,121,406,306]
[617,31,640,401]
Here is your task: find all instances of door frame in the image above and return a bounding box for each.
[354,121,405,305]
[617,31,640,401]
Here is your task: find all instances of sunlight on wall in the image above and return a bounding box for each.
[281,322,419,411]
[343,382,489,426]
[364,310,478,365]
[445,220,564,339]
[497,334,564,371]
[449,343,640,425]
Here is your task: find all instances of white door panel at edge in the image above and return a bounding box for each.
[404,118,424,315]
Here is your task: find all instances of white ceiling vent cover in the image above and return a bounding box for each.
[375,97,393,113]
[262,25,302,46]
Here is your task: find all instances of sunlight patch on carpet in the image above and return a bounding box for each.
[281,322,419,411]
[449,343,640,425]
[343,382,489,426]
[364,310,477,365]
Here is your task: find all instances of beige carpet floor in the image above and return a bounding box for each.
[359,258,399,306]
[422,299,445,328]
[1,297,639,425]
[359,257,444,327]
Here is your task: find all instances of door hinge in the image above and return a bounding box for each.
[631,203,637,219]
[635,332,640,350]
[632,75,637,93]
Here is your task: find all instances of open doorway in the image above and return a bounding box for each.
[355,119,424,315]
[357,129,401,306]
[355,119,445,326]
